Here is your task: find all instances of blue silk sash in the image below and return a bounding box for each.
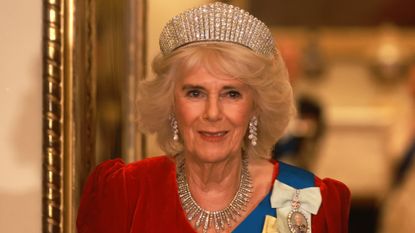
[232,162,315,233]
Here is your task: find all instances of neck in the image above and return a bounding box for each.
[185,153,242,191]
[181,152,245,210]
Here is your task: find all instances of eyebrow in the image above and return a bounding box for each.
[182,84,204,90]
[181,84,241,91]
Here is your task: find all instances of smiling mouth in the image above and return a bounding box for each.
[199,131,228,141]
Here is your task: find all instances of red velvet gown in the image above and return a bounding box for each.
[77,156,350,233]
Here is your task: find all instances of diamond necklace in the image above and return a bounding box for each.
[176,156,253,233]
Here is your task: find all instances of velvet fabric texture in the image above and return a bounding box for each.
[77,156,351,233]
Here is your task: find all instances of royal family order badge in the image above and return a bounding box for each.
[270,180,322,233]
[287,191,309,233]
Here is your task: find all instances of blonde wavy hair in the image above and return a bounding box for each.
[137,43,294,159]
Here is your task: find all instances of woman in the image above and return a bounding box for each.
[77,2,350,233]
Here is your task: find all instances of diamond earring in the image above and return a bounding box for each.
[169,115,179,141]
[248,116,258,146]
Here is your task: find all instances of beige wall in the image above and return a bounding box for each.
[0,1,42,233]
[272,28,415,200]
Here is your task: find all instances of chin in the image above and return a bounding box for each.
[191,148,240,164]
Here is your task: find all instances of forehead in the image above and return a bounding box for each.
[177,66,246,88]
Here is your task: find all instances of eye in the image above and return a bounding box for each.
[224,90,241,99]
[186,89,203,98]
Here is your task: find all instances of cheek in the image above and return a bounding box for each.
[226,105,254,140]
[174,99,200,135]
[227,101,255,126]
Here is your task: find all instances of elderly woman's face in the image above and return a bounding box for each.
[174,67,255,163]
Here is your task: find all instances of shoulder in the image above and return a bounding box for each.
[82,155,177,199]
[126,155,176,174]
[77,155,176,233]
[315,177,351,200]
[315,176,351,220]
[275,160,351,215]
[275,161,315,189]
[90,155,175,182]
[274,161,351,232]
[312,170,350,233]
[83,155,176,197]
[313,177,351,233]
[275,160,350,197]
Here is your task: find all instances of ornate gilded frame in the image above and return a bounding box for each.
[42,0,147,232]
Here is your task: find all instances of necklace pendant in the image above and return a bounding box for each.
[287,190,310,233]
[287,209,309,233]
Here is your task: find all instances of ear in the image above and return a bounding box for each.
[250,105,259,119]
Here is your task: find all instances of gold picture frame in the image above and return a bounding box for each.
[42,0,147,232]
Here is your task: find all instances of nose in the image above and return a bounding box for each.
[203,95,222,121]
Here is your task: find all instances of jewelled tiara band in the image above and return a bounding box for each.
[159,2,277,57]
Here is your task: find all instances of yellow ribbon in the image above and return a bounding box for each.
[262,215,279,233]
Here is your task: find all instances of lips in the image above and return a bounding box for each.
[198,130,228,141]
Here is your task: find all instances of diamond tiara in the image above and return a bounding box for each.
[159,2,276,57]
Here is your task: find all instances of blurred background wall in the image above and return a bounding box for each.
[0,1,42,233]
